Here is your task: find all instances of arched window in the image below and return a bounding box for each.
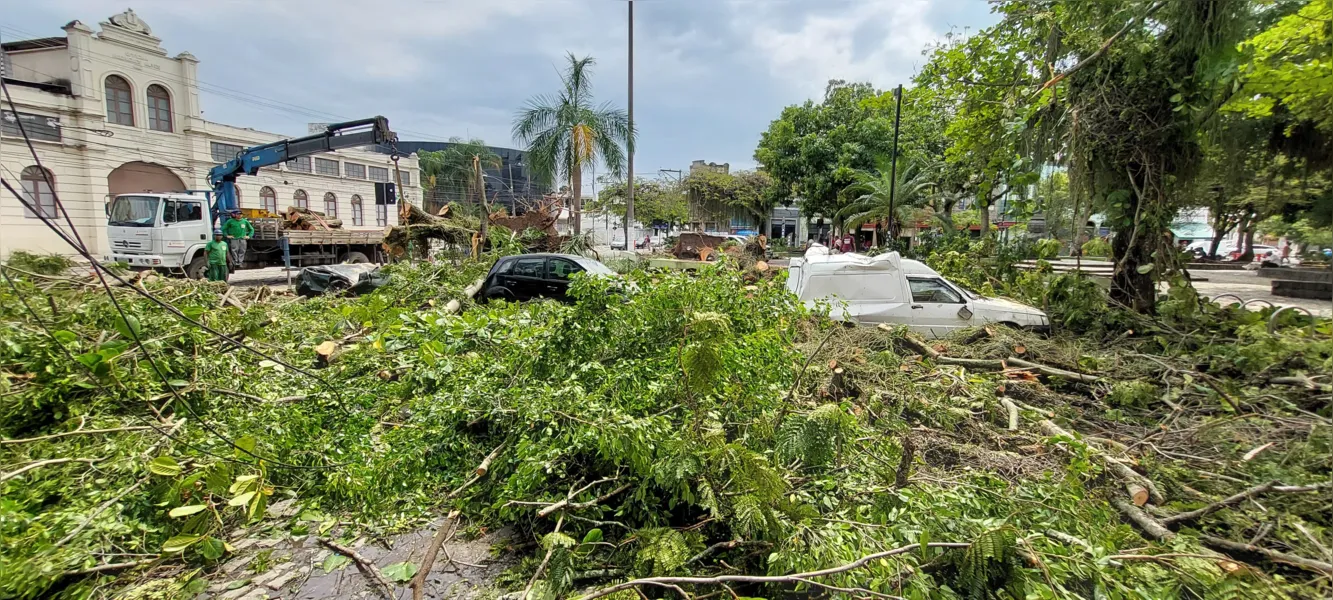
[294,189,308,210]
[351,195,364,226]
[146,84,172,132]
[323,192,338,218]
[104,75,134,126]
[260,186,277,213]
[20,166,57,218]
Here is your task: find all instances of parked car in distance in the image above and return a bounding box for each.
[478,253,616,303]
[786,246,1050,338]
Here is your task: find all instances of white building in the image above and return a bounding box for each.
[0,9,420,259]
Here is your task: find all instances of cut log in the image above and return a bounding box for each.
[315,340,338,368]
[1007,357,1100,383]
[826,367,858,400]
[1125,482,1150,507]
[1112,497,1174,541]
[1040,420,1165,505]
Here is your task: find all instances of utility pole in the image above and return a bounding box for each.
[475,155,488,244]
[887,84,903,243]
[625,0,635,250]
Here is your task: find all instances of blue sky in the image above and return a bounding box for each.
[3,1,998,193]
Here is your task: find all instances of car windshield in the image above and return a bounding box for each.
[574,257,616,276]
[108,196,160,227]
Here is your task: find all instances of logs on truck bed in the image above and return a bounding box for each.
[285,206,342,230]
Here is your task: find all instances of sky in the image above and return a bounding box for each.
[2,0,999,194]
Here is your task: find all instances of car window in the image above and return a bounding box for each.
[908,277,963,303]
[493,260,514,275]
[511,257,546,278]
[546,258,583,280]
[178,201,203,222]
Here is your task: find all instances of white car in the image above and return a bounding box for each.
[786,246,1050,338]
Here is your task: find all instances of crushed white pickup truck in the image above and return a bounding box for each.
[786,245,1050,337]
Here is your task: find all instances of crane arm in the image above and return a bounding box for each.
[207,116,396,222]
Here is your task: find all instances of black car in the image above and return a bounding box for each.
[478,253,616,302]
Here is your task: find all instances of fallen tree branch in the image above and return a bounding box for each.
[575,542,973,600]
[444,277,487,314]
[1007,357,1100,383]
[55,479,146,547]
[2,425,153,445]
[894,331,1005,370]
[1040,420,1163,505]
[1199,535,1333,576]
[1112,497,1175,541]
[524,514,565,600]
[412,510,460,600]
[685,540,771,566]
[537,482,632,518]
[1,458,99,483]
[1034,1,1166,94]
[999,398,1020,431]
[319,537,395,599]
[61,557,158,577]
[1268,376,1332,393]
[1161,480,1279,526]
[446,442,507,500]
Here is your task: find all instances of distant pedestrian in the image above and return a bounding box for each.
[1281,242,1291,264]
[205,229,230,282]
[221,209,253,273]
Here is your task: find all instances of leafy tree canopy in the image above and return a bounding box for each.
[592,177,689,226]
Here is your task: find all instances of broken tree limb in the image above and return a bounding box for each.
[61,558,158,577]
[1267,376,1332,393]
[319,538,395,599]
[1112,497,1175,541]
[1,458,99,483]
[1199,535,1333,576]
[684,540,770,566]
[999,398,1020,430]
[893,330,1007,370]
[1161,480,1280,526]
[1007,357,1100,383]
[537,482,632,518]
[2,425,152,445]
[575,542,973,600]
[1040,420,1164,506]
[444,277,487,314]
[446,441,506,500]
[412,510,460,600]
[523,514,565,600]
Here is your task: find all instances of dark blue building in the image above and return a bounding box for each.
[376,141,549,215]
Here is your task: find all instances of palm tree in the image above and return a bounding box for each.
[417,138,502,214]
[836,160,937,241]
[513,53,633,232]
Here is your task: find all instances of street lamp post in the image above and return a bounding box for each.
[625,0,635,251]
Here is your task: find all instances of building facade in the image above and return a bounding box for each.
[384,141,547,216]
[0,9,420,259]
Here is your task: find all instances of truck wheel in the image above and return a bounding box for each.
[186,255,208,280]
[341,251,370,264]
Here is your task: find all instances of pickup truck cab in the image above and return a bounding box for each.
[787,246,1050,337]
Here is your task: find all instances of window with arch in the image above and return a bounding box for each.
[20,166,57,218]
[260,186,277,213]
[351,195,364,226]
[323,192,338,218]
[146,84,172,132]
[294,189,308,210]
[105,75,134,126]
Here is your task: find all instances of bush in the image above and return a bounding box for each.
[5,251,75,276]
[1034,238,1062,260]
[1082,237,1111,258]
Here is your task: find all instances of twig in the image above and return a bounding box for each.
[1199,535,1333,576]
[1,458,99,483]
[61,557,158,577]
[412,510,460,600]
[685,540,770,566]
[523,514,565,600]
[55,479,146,547]
[2,425,153,445]
[1292,523,1333,565]
[537,482,632,518]
[446,441,507,500]
[319,538,395,599]
[1161,480,1279,526]
[780,325,840,421]
[575,542,973,600]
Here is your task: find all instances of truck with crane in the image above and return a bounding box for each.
[106,117,398,278]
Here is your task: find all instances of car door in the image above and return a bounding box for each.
[500,256,548,300]
[543,257,585,301]
[906,276,973,337]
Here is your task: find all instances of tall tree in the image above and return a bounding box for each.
[513,54,634,233]
[594,177,689,227]
[417,138,502,212]
[683,170,783,234]
[836,160,937,235]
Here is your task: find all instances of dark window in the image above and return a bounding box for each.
[908,278,963,303]
[294,190,308,210]
[546,258,583,280]
[351,195,364,226]
[211,142,243,163]
[315,158,339,176]
[2,110,62,142]
[289,156,311,173]
[368,166,389,182]
[399,170,411,186]
[344,163,366,179]
[260,186,277,213]
[20,166,57,218]
[511,257,546,278]
[162,199,203,224]
[375,203,388,226]
[146,84,172,132]
[323,192,338,218]
[104,75,134,125]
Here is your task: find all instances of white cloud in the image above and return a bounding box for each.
[732,0,937,97]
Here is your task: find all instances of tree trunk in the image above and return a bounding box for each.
[980,200,991,239]
[1109,188,1158,314]
[571,167,583,234]
[1238,223,1256,263]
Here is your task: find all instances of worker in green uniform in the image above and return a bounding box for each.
[221,210,253,273]
[205,229,230,282]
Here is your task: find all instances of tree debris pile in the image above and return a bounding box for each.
[284,206,343,230]
[383,203,479,258]
[1,256,1330,599]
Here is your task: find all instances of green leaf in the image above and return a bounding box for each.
[382,561,418,583]
[1135,263,1155,274]
[582,528,603,544]
[162,534,202,553]
[229,491,257,507]
[1169,93,1183,102]
[53,330,78,344]
[148,456,183,477]
[322,554,352,574]
[198,536,225,560]
[225,579,250,591]
[113,314,142,341]
[167,379,190,388]
[169,504,208,518]
[233,435,257,458]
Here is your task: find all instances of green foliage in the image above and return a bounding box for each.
[634,528,695,576]
[592,176,689,226]
[1082,237,1112,258]
[682,169,783,227]
[1033,238,1062,260]
[1106,380,1159,408]
[952,526,1024,600]
[416,138,502,205]
[775,404,857,468]
[5,251,75,276]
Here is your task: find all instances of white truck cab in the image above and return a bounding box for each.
[107,193,214,278]
[787,246,1050,338]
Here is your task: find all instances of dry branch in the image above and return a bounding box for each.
[575,542,972,600]
[1199,536,1333,576]
[1040,420,1163,505]
[1,425,152,445]
[1007,357,1100,383]
[684,540,770,566]
[537,482,632,518]
[1112,497,1175,541]
[412,510,460,600]
[319,537,395,599]
[1162,480,1279,526]
[1,458,99,483]
[999,398,1020,430]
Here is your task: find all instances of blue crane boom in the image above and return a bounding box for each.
[206,116,396,225]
